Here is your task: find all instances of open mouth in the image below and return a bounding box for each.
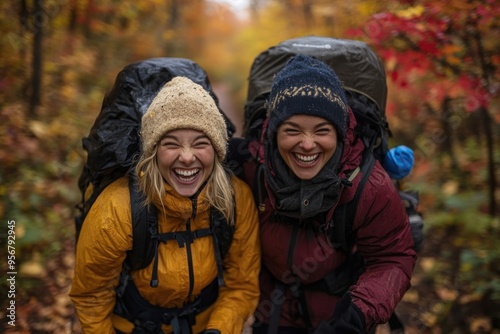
[174,168,200,182]
[294,153,319,165]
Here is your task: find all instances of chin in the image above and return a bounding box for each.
[290,163,321,180]
[174,185,201,198]
[294,172,318,180]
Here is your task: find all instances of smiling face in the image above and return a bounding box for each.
[276,114,338,180]
[156,129,215,197]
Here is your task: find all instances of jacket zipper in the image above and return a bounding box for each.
[185,218,195,300]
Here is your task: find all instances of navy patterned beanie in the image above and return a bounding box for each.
[267,54,348,141]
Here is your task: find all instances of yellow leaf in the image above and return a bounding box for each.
[446,55,462,66]
[402,289,419,303]
[460,262,472,273]
[29,121,48,138]
[436,286,458,302]
[20,260,45,278]
[459,293,483,304]
[441,44,463,55]
[419,257,436,272]
[442,180,459,195]
[470,317,491,333]
[397,5,425,19]
[421,311,438,326]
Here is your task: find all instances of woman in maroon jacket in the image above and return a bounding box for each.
[249,55,417,333]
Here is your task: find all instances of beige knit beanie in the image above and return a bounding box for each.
[140,76,228,161]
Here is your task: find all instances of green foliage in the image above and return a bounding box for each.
[460,237,500,301]
[427,191,489,232]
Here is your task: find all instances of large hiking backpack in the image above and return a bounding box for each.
[241,35,423,253]
[75,58,238,332]
[240,35,423,332]
[75,57,236,272]
[244,36,390,164]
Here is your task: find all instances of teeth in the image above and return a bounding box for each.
[174,169,199,181]
[175,169,199,176]
[295,153,318,164]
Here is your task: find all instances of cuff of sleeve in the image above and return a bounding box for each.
[206,307,246,334]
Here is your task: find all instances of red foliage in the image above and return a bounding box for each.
[350,0,499,115]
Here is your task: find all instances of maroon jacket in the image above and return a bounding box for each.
[245,110,417,331]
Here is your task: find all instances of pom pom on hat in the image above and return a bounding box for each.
[383,145,415,180]
[267,54,348,141]
[140,76,228,161]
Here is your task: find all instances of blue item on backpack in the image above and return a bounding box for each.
[383,145,414,180]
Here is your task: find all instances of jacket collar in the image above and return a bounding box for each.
[152,181,211,220]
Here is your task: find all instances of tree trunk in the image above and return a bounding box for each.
[20,0,29,31]
[440,97,459,171]
[68,0,77,32]
[302,0,313,28]
[82,0,93,38]
[165,0,182,56]
[29,0,43,117]
[468,11,498,216]
[20,0,30,99]
[169,0,179,30]
[479,106,497,216]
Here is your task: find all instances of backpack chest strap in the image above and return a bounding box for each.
[149,223,226,289]
[154,228,212,247]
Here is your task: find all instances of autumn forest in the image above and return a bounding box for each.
[1,0,499,333]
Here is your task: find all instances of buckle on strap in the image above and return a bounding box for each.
[170,315,194,334]
[156,228,213,247]
[162,298,201,323]
[132,319,160,333]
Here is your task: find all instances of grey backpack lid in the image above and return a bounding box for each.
[246,36,387,114]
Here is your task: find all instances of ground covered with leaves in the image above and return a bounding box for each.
[1,225,499,334]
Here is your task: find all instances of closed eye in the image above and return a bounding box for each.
[193,140,211,148]
[315,127,333,135]
[160,140,179,147]
[283,127,301,135]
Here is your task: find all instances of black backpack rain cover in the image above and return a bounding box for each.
[75,58,235,239]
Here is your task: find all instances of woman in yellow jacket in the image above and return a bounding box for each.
[70,77,261,334]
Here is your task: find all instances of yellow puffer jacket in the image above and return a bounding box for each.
[69,176,261,334]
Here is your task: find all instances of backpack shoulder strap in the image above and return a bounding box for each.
[254,162,267,212]
[126,175,158,271]
[331,150,376,253]
[210,206,235,286]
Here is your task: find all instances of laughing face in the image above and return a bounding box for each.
[276,114,338,180]
[156,129,215,197]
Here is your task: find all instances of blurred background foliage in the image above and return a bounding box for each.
[0,0,499,332]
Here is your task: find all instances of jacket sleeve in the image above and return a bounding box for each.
[349,164,417,331]
[206,177,261,334]
[69,179,132,334]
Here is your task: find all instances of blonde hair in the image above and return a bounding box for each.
[135,146,235,225]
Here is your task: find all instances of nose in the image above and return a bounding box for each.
[299,135,316,150]
[179,148,196,164]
